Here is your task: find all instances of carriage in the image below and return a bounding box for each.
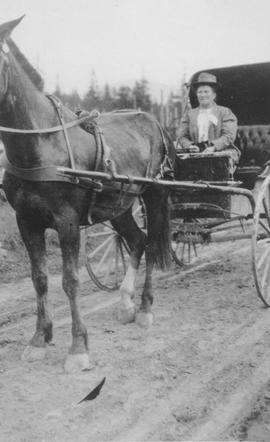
[80,62,270,307]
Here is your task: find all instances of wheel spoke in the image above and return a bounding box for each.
[263,198,270,227]
[94,237,115,276]
[261,257,270,288]
[257,245,270,271]
[180,242,186,262]
[87,231,113,238]
[103,252,115,284]
[259,219,270,236]
[87,235,113,259]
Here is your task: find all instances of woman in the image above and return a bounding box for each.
[177,72,240,171]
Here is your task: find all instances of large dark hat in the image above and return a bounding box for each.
[192,72,219,88]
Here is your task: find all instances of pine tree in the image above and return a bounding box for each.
[133,78,152,111]
[114,86,134,109]
[82,70,101,111]
[102,84,114,111]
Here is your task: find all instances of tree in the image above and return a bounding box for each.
[82,70,101,111]
[102,84,114,111]
[133,78,152,111]
[66,89,82,111]
[114,85,134,109]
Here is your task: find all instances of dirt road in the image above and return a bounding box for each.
[1,239,270,441]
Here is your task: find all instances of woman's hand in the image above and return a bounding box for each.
[189,145,200,153]
[203,146,215,154]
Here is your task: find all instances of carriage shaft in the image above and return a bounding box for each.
[57,166,255,212]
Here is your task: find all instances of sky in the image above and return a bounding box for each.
[1,0,270,100]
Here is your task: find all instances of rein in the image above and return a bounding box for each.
[0,113,92,134]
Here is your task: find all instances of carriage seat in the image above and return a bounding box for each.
[236,125,270,167]
[234,125,270,188]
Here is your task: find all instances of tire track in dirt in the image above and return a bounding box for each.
[116,307,270,441]
[188,352,270,440]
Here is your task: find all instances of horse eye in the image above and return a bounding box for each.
[2,42,9,54]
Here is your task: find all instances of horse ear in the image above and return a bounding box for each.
[0,15,25,40]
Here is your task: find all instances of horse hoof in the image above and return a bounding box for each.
[64,353,92,373]
[117,303,136,324]
[22,345,47,362]
[136,312,154,328]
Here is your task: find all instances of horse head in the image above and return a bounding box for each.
[0,16,25,103]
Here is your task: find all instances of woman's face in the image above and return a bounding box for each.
[196,85,216,108]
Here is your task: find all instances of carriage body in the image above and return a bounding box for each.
[171,152,232,219]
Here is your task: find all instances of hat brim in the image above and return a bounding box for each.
[192,81,219,89]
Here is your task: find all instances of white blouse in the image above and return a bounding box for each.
[197,108,218,142]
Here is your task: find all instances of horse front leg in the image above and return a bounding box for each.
[16,217,52,361]
[56,212,90,373]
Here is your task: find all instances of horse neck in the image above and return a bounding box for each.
[1,54,56,167]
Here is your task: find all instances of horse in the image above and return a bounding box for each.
[0,17,174,372]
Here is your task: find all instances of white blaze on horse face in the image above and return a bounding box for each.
[120,263,137,305]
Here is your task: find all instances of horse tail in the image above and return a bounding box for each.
[142,185,171,271]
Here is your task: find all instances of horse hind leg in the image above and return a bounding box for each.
[111,207,146,324]
[16,217,52,361]
[56,210,90,373]
[136,187,171,328]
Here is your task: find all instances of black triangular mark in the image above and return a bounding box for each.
[78,377,106,404]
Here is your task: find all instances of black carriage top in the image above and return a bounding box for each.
[189,62,270,126]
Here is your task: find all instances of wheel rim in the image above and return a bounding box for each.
[84,224,130,292]
[252,176,270,306]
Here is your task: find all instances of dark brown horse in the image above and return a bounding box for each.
[0,17,174,372]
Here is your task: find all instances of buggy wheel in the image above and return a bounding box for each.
[252,175,270,306]
[83,223,130,292]
[171,239,199,266]
[83,199,146,292]
[170,218,202,266]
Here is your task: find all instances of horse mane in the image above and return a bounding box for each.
[7,38,44,91]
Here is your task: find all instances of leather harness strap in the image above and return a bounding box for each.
[0,113,92,134]
[47,95,77,171]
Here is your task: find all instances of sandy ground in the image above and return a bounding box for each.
[1,239,270,441]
